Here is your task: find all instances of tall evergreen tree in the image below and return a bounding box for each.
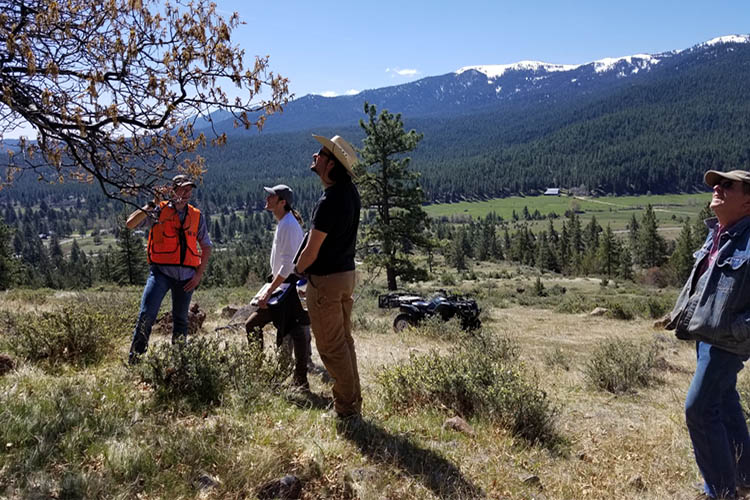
[356,102,428,290]
[618,244,634,281]
[669,219,697,285]
[0,216,18,289]
[535,231,558,272]
[448,227,468,271]
[558,221,570,274]
[113,226,148,285]
[628,213,640,257]
[636,205,667,268]
[693,202,713,244]
[596,224,619,277]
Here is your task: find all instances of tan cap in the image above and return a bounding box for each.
[312,134,358,178]
[704,170,750,187]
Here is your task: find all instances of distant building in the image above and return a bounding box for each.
[544,188,560,196]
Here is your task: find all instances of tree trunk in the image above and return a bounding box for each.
[386,266,397,291]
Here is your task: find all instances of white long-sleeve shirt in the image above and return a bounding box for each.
[270,211,304,279]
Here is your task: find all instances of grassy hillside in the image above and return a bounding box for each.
[0,264,729,499]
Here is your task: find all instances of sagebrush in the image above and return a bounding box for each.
[0,304,130,367]
[136,337,285,407]
[377,332,562,448]
[584,337,658,393]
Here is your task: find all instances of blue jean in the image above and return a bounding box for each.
[685,341,750,498]
[129,268,193,362]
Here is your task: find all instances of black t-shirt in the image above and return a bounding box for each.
[307,179,361,275]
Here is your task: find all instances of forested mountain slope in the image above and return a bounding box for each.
[2,36,749,207]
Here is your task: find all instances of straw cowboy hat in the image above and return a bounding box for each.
[312,134,358,177]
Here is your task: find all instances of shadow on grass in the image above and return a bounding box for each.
[337,418,484,499]
[285,389,333,411]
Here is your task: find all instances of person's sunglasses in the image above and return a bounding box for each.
[717,179,735,190]
[316,148,333,160]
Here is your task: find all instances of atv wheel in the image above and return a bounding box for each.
[393,313,414,333]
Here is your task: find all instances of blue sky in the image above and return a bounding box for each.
[220,0,750,99]
[4,1,748,138]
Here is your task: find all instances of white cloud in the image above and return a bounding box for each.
[315,89,359,98]
[386,67,420,77]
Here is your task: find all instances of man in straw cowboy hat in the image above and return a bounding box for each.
[666,170,750,499]
[126,174,213,364]
[294,134,362,419]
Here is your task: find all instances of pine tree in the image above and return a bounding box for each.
[693,202,713,245]
[448,228,468,271]
[618,244,634,281]
[356,102,428,290]
[535,231,558,272]
[567,212,583,273]
[636,205,667,268]
[558,221,570,274]
[211,218,223,244]
[95,247,115,283]
[669,219,697,285]
[114,226,148,285]
[628,213,640,257]
[477,217,494,261]
[0,216,18,289]
[583,215,602,253]
[596,224,619,277]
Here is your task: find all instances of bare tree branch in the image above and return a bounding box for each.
[0,0,291,205]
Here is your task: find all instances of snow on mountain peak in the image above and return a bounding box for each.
[700,34,750,47]
[449,35,748,84]
[591,54,661,73]
[456,60,579,79]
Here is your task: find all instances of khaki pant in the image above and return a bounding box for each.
[307,271,361,416]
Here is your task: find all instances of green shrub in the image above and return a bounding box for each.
[606,302,633,320]
[136,337,283,407]
[440,272,457,286]
[0,288,51,304]
[543,346,571,371]
[377,332,561,448]
[533,277,546,297]
[737,372,750,417]
[354,314,391,334]
[410,315,464,339]
[584,337,658,393]
[0,304,129,367]
[554,292,674,320]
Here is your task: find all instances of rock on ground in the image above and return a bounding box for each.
[0,353,15,376]
[443,416,474,436]
[589,307,608,316]
[256,474,302,500]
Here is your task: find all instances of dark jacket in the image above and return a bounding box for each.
[667,216,750,355]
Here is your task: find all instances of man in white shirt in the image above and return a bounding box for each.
[245,184,309,388]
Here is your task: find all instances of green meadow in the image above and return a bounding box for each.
[426,193,712,236]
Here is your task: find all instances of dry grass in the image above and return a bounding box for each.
[0,276,716,499]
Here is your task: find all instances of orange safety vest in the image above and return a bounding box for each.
[147,202,202,268]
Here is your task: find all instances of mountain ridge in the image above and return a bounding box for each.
[202,34,749,137]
